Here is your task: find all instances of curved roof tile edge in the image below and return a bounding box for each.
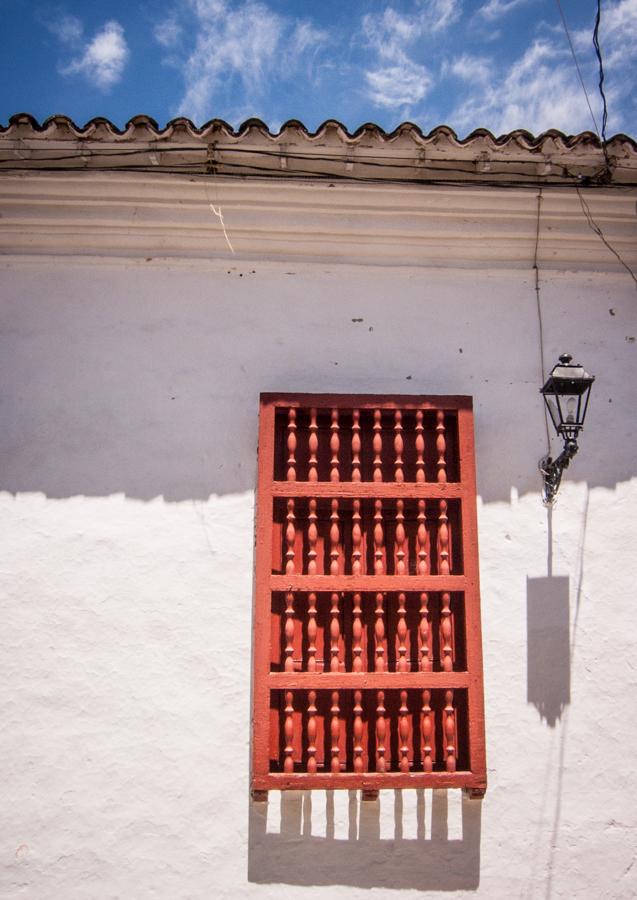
[2,112,636,152]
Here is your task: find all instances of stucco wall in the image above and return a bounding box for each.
[1,256,635,899]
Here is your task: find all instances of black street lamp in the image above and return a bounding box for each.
[539,353,595,505]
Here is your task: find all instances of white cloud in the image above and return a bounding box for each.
[362,9,421,64]
[154,17,183,48]
[422,0,462,33]
[362,0,460,58]
[283,20,330,73]
[290,21,329,54]
[555,0,637,133]
[58,20,129,90]
[164,1,334,123]
[478,0,535,21]
[446,53,493,84]
[450,39,605,135]
[177,1,284,121]
[591,0,637,67]
[360,2,456,112]
[365,61,433,108]
[191,0,228,21]
[46,14,83,45]
[448,0,637,138]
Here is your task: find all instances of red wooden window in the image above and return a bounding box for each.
[251,395,486,799]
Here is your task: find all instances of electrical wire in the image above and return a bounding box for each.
[555,0,601,138]
[0,151,633,185]
[593,0,613,179]
[1,141,634,177]
[0,146,589,174]
[3,161,635,188]
[533,188,552,455]
[555,0,612,180]
[576,186,637,287]
[593,0,609,146]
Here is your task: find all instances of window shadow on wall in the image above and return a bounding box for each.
[1,273,634,503]
[248,789,481,890]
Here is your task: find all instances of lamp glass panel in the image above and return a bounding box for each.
[580,385,592,426]
[544,393,561,432]
[554,392,566,429]
[565,396,577,425]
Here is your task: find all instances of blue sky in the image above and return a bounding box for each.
[1,0,636,137]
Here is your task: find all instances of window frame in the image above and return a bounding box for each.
[251,393,486,799]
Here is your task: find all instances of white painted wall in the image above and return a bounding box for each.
[1,254,636,899]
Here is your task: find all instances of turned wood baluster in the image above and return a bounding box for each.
[419,592,432,672]
[285,499,296,574]
[307,592,318,672]
[439,498,453,673]
[421,690,433,773]
[373,409,383,482]
[284,591,295,672]
[441,589,453,673]
[330,408,340,482]
[444,689,457,773]
[399,690,410,773]
[374,500,384,575]
[396,592,409,672]
[308,407,319,483]
[330,499,340,576]
[376,690,387,773]
[352,409,361,483]
[330,592,341,672]
[352,499,362,576]
[353,690,364,773]
[352,593,363,672]
[417,499,428,576]
[436,410,453,672]
[438,499,450,577]
[287,408,297,482]
[395,499,406,575]
[374,592,385,672]
[415,409,425,483]
[439,497,452,670]
[436,411,450,578]
[436,409,447,484]
[330,691,341,773]
[417,496,432,675]
[307,690,318,774]
[284,690,294,773]
[394,410,404,483]
[307,498,318,575]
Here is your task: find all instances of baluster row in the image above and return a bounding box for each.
[279,407,458,482]
[278,497,459,575]
[278,688,460,773]
[276,591,464,673]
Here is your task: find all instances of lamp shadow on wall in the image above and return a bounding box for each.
[248,789,481,890]
[526,575,570,727]
[526,505,572,728]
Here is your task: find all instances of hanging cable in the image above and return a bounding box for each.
[1,140,635,180]
[533,189,552,455]
[592,0,612,179]
[1,156,635,187]
[555,0,601,138]
[555,0,612,181]
[576,187,637,288]
[593,0,608,145]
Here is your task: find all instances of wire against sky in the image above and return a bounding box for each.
[592,0,609,146]
[555,0,600,138]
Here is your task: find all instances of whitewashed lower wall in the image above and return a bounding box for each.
[1,257,635,899]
